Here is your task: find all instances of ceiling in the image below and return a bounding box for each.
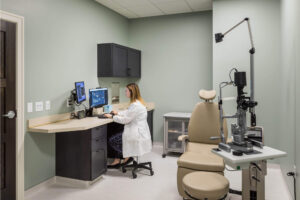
[95,0,212,19]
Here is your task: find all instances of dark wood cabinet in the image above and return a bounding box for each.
[98,43,141,78]
[56,125,107,181]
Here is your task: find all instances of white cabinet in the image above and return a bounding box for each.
[162,112,191,158]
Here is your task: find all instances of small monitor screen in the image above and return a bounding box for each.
[75,81,86,103]
[89,88,108,108]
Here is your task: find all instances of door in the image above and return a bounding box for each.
[0,20,17,200]
[128,49,141,77]
[112,45,127,77]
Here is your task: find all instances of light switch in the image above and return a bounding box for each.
[27,102,33,113]
[45,101,51,110]
[35,101,43,112]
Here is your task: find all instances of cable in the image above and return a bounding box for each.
[287,172,296,200]
[229,68,238,83]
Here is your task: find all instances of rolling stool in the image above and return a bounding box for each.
[182,172,229,200]
[121,157,154,179]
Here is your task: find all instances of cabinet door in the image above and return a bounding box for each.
[56,130,91,181]
[112,45,127,77]
[167,120,183,150]
[91,149,106,180]
[97,44,112,77]
[91,125,107,179]
[128,49,141,77]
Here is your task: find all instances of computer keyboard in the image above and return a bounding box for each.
[98,114,108,119]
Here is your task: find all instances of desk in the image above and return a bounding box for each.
[27,103,155,182]
[28,102,155,133]
[212,146,286,200]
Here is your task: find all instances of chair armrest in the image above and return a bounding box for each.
[178,135,189,142]
[178,135,189,152]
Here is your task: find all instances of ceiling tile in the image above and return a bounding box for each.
[129,4,164,17]
[96,0,138,18]
[185,0,212,11]
[154,0,191,14]
[95,0,212,18]
[113,0,149,7]
[149,0,180,4]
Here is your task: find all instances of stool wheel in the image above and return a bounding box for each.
[132,172,137,179]
[150,170,154,176]
[122,167,126,173]
[162,154,166,158]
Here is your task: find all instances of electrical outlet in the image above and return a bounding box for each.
[27,102,33,113]
[35,101,43,112]
[45,101,51,110]
[67,99,71,107]
[294,165,297,176]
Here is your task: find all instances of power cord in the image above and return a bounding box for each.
[229,68,238,83]
[287,172,296,200]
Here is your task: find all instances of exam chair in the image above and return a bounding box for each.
[177,90,228,199]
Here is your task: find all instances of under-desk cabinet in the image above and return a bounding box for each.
[56,125,107,181]
[97,43,141,78]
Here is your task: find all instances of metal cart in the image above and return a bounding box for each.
[162,112,191,158]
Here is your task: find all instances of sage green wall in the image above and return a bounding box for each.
[129,12,213,142]
[213,0,281,148]
[280,0,300,198]
[1,0,130,189]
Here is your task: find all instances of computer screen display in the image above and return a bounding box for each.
[75,81,86,103]
[89,88,108,108]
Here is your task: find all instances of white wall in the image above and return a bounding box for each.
[213,0,281,149]
[280,0,300,198]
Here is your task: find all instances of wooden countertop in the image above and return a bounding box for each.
[28,117,114,133]
[28,102,155,134]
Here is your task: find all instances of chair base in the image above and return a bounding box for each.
[184,191,227,200]
[121,160,154,179]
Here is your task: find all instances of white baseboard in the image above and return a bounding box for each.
[25,177,56,199]
[25,175,103,199]
[267,162,281,169]
[153,141,163,147]
[55,176,103,188]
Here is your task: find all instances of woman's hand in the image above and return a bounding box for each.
[111,110,118,115]
[104,114,113,118]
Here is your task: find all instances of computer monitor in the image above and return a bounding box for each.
[75,81,86,103]
[89,88,108,108]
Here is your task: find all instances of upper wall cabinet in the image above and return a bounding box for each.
[97,43,141,78]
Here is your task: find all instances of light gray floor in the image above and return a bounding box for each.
[26,144,292,200]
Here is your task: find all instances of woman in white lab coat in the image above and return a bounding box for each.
[104,83,152,168]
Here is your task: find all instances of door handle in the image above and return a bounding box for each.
[2,110,16,119]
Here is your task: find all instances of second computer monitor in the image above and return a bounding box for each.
[75,81,86,104]
[89,88,108,108]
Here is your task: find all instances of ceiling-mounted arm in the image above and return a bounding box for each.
[245,18,255,51]
[215,17,257,127]
[215,18,255,50]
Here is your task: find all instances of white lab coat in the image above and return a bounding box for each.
[113,100,152,158]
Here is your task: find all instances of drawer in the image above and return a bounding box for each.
[91,125,107,139]
[92,137,107,152]
[91,149,107,180]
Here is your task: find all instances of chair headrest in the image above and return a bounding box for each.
[199,90,216,101]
